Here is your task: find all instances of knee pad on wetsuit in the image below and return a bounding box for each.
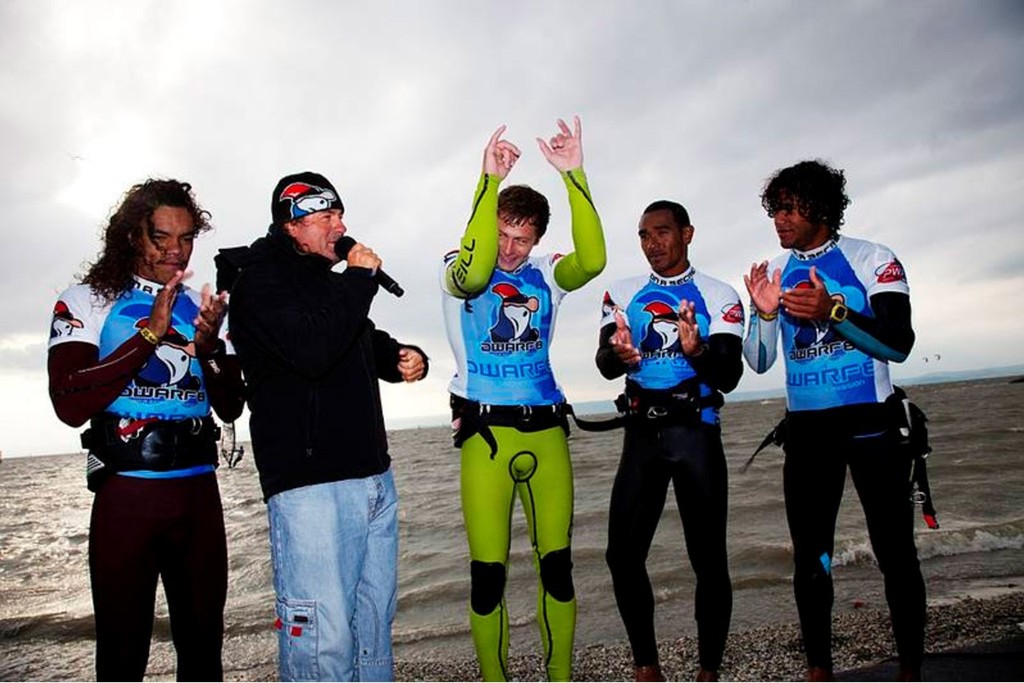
[539,548,575,602]
[470,560,507,615]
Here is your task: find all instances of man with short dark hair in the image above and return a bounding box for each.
[597,200,743,682]
[441,118,606,681]
[48,178,245,681]
[743,159,925,681]
[225,171,427,682]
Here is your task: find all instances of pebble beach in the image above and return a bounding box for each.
[6,590,1019,680]
[3,377,1022,681]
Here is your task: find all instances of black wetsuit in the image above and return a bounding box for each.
[743,236,925,672]
[597,267,744,671]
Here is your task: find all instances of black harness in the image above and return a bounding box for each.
[81,413,221,489]
[450,379,724,458]
[742,387,939,529]
[568,379,724,433]
[450,395,569,459]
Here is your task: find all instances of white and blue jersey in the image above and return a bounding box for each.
[601,266,744,423]
[441,252,567,405]
[743,236,910,412]
[48,276,213,420]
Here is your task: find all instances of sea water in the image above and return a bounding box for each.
[1,377,1022,672]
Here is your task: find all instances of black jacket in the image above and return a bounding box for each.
[226,228,425,500]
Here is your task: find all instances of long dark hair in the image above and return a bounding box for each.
[82,179,211,302]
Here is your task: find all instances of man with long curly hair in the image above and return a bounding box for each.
[47,179,245,681]
[743,160,925,681]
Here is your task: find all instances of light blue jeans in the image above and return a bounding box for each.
[267,471,398,681]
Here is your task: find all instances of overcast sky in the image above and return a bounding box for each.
[3,0,1022,457]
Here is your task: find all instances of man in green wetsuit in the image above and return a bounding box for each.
[439,117,606,681]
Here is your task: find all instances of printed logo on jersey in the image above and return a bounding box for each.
[639,300,681,354]
[875,259,906,284]
[134,318,202,390]
[50,300,84,338]
[787,280,857,361]
[721,302,744,324]
[601,291,617,318]
[482,282,543,352]
[790,279,841,350]
[279,182,338,220]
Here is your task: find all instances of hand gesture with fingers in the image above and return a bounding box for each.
[482,125,521,180]
[193,283,229,355]
[610,309,641,367]
[537,115,583,172]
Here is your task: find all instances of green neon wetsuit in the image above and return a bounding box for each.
[440,168,605,681]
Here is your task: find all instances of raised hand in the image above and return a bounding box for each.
[397,347,426,382]
[781,266,834,320]
[676,299,703,356]
[482,125,521,180]
[537,115,583,172]
[610,309,641,367]
[147,269,186,338]
[743,261,782,317]
[193,283,229,355]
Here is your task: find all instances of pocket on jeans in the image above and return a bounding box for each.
[275,597,319,681]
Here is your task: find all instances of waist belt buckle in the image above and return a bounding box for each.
[520,405,534,423]
[646,405,668,419]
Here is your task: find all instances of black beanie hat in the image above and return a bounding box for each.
[271,171,344,226]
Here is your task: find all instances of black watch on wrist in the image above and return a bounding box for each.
[828,301,849,324]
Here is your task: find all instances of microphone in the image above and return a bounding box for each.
[334,236,405,297]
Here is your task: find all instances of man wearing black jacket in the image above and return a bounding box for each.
[596,200,744,682]
[227,172,427,682]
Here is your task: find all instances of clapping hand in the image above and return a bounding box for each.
[146,270,187,339]
[676,299,704,356]
[193,283,229,355]
[610,309,641,367]
[780,266,834,320]
[743,261,782,318]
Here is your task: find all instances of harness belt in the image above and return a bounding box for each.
[569,380,724,433]
[451,395,570,459]
[81,413,221,479]
[742,387,939,529]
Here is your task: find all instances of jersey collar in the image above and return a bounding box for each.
[793,236,840,261]
[649,265,695,287]
[131,274,181,297]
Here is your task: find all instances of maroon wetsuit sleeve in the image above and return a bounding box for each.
[197,341,246,422]
[48,334,157,427]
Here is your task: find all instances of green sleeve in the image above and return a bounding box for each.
[552,168,607,292]
[443,173,500,298]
